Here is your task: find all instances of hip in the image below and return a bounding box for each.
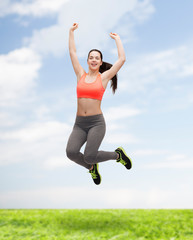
[74,113,106,132]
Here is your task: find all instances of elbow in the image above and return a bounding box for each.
[119,57,126,63]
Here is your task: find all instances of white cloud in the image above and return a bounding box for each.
[101,105,141,145]
[0,0,9,17]
[25,24,68,57]
[0,139,70,167]
[105,132,138,144]
[104,105,143,121]
[0,121,69,142]
[0,120,72,166]
[43,156,74,170]
[143,154,193,169]
[133,149,169,156]
[0,112,22,127]
[0,47,42,106]
[132,150,193,170]
[22,0,155,56]
[130,0,155,23]
[1,185,192,208]
[0,0,69,17]
[33,105,51,120]
[119,45,193,94]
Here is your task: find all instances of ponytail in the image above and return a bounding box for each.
[99,61,117,94]
[88,49,117,94]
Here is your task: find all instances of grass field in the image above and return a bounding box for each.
[0,209,192,239]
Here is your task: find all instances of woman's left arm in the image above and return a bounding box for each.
[102,33,126,81]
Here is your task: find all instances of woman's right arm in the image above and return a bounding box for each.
[69,23,85,79]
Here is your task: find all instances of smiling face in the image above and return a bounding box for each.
[87,50,102,71]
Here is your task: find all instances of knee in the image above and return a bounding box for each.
[66,147,79,160]
[84,153,97,164]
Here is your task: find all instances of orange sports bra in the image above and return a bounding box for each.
[77,72,105,101]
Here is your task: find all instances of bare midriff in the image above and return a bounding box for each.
[76,98,103,116]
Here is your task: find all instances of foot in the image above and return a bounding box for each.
[89,163,101,185]
[115,147,132,169]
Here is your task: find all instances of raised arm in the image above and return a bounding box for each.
[69,23,85,79]
[101,33,126,81]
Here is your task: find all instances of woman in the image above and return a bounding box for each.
[66,23,132,185]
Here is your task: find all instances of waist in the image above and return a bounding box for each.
[75,113,105,123]
[77,98,102,115]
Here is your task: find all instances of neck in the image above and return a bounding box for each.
[88,69,99,76]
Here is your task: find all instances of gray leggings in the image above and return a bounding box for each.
[66,113,118,169]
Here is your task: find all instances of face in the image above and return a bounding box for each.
[87,51,102,71]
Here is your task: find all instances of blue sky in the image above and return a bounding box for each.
[0,0,193,208]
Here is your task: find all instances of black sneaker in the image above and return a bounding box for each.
[115,147,132,169]
[89,163,101,185]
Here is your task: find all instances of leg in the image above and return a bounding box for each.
[66,124,92,169]
[84,124,117,165]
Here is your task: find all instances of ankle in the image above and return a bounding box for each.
[90,165,93,170]
[116,153,119,160]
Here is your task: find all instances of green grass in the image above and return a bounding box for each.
[0,209,192,239]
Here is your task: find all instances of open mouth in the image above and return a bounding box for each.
[91,63,97,67]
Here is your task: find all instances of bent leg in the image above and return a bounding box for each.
[84,124,117,165]
[66,125,92,169]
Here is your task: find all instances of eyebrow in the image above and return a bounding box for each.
[90,56,100,58]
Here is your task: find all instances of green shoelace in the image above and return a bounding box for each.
[90,171,97,179]
[119,159,127,166]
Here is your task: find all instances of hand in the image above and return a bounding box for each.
[109,32,120,40]
[70,23,79,31]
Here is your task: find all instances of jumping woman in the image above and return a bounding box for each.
[66,23,132,185]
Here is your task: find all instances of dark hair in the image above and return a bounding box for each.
[87,49,117,94]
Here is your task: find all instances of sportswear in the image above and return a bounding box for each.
[89,163,101,185]
[66,113,118,170]
[115,147,132,169]
[77,72,105,101]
